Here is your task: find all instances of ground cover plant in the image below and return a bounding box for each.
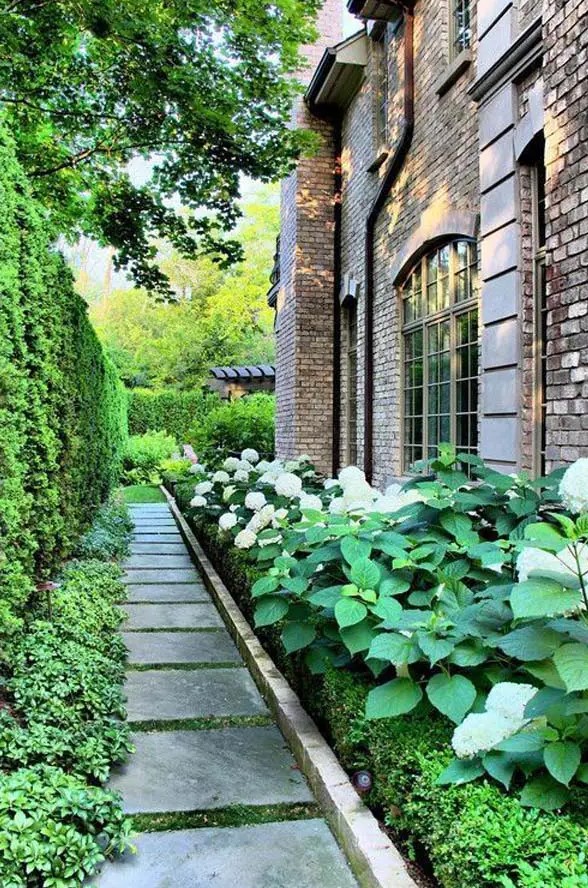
[178,445,588,885]
[0,502,134,887]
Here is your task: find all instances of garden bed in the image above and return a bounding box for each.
[171,478,588,888]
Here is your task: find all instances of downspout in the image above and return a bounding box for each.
[332,126,343,476]
[363,3,415,482]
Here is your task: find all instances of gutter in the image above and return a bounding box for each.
[332,128,343,476]
[363,2,415,482]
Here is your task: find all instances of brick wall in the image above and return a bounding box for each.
[543,0,588,467]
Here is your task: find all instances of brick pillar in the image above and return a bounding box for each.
[543,0,588,467]
[274,1,344,473]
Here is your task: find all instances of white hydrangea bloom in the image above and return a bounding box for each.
[233,469,250,483]
[245,491,267,512]
[256,460,272,474]
[329,497,346,515]
[274,472,303,498]
[258,472,276,486]
[486,682,537,722]
[338,465,366,487]
[219,512,238,531]
[234,529,257,550]
[223,457,240,472]
[559,458,588,514]
[247,504,275,533]
[343,481,378,506]
[241,448,260,464]
[372,487,423,515]
[298,493,323,511]
[516,545,588,585]
[272,508,289,526]
[212,470,231,484]
[284,460,300,472]
[452,712,521,759]
[189,463,206,475]
[190,495,207,508]
[324,478,340,490]
[222,485,236,502]
[194,481,213,496]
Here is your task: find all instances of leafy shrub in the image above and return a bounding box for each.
[181,497,588,888]
[75,496,133,560]
[127,388,219,441]
[0,124,127,647]
[160,457,195,485]
[188,393,275,466]
[122,430,177,485]
[0,765,132,888]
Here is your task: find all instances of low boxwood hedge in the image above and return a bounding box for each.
[174,486,588,888]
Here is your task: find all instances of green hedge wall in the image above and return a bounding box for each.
[126,388,218,442]
[0,124,127,642]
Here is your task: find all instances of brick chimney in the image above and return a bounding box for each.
[274,0,344,473]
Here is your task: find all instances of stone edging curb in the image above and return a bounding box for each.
[161,487,418,888]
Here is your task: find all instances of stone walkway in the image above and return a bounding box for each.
[95,502,359,887]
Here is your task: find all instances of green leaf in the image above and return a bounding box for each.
[350,558,381,590]
[498,626,563,661]
[496,732,545,754]
[440,511,474,543]
[371,596,403,626]
[417,633,456,665]
[368,632,420,664]
[523,523,568,552]
[251,575,280,598]
[449,642,488,667]
[308,586,342,608]
[554,643,588,691]
[426,673,476,724]
[524,660,566,690]
[524,687,566,718]
[483,752,516,789]
[334,598,368,628]
[510,579,582,619]
[254,596,289,627]
[340,536,372,564]
[379,575,411,597]
[544,741,581,786]
[281,576,308,595]
[520,775,570,811]
[576,763,588,784]
[365,677,423,719]
[340,620,376,655]
[281,621,316,654]
[436,757,484,785]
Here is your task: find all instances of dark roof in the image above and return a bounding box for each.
[210,365,275,380]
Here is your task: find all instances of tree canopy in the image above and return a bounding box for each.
[89,183,278,388]
[1,0,319,292]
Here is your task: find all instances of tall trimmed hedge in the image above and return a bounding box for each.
[126,388,218,442]
[0,124,127,642]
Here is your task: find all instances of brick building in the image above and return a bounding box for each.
[271,0,588,486]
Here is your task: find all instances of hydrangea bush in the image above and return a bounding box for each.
[186,445,588,810]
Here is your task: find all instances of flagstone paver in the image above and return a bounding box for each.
[126,583,210,603]
[123,603,224,630]
[96,820,358,888]
[125,668,268,721]
[96,502,358,887]
[123,630,241,665]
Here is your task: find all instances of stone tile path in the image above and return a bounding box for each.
[95,502,358,887]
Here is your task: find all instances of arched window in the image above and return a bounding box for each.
[401,239,478,471]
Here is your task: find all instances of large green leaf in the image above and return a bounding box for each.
[281,576,309,595]
[523,523,568,552]
[440,512,474,543]
[436,757,484,785]
[554,643,588,691]
[281,621,316,654]
[426,673,476,723]
[417,633,456,665]
[371,597,403,626]
[520,775,570,811]
[365,677,423,720]
[251,575,280,598]
[544,741,581,786]
[368,632,420,664]
[309,585,343,608]
[340,620,376,655]
[254,596,289,627]
[449,641,489,667]
[510,579,581,619]
[350,557,381,590]
[498,625,563,661]
[379,575,411,597]
[482,752,516,789]
[340,536,372,565]
[334,598,368,628]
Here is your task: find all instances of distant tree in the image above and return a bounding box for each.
[1,0,319,292]
[90,184,278,387]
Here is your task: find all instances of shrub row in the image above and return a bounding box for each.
[126,388,218,442]
[174,483,588,888]
[0,497,134,887]
[188,393,275,466]
[0,124,127,643]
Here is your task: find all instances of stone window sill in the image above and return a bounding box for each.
[434,49,472,97]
